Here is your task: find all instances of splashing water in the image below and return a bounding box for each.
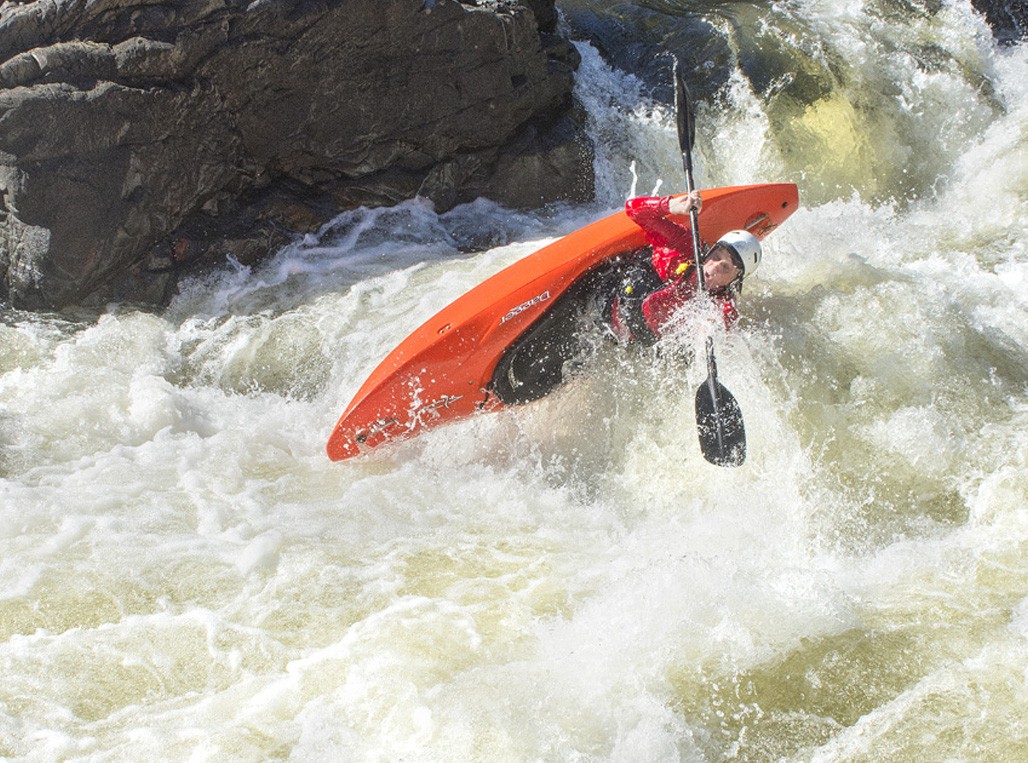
[1,2,1026,760]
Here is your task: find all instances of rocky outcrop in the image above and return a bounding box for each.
[971,0,1027,43]
[0,0,592,310]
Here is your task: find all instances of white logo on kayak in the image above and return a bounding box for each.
[414,394,463,416]
[499,290,551,325]
[407,394,464,427]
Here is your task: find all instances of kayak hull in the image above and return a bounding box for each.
[327,183,799,460]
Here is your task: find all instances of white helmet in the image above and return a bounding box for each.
[716,230,761,278]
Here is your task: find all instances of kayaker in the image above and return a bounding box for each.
[609,190,762,345]
[490,190,762,404]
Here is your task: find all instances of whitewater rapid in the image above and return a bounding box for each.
[2,1,1026,760]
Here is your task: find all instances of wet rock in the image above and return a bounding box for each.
[0,0,592,310]
[971,0,1027,44]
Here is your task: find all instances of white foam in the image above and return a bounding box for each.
[1,11,1026,761]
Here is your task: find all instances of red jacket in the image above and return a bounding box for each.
[624,196,738,334]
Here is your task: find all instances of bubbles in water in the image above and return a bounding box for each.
[1,6,1027,760]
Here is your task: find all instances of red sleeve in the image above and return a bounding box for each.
[717,295,739,328]
[625,196,694,255]
[641,279,739,338]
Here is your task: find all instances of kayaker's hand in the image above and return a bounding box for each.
[669,190,702,216]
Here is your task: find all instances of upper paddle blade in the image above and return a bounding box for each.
[695,376,746,467]
[673,57,696,154]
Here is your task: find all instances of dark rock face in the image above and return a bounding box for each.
[971,0,1027,43]
[0,0,593,310]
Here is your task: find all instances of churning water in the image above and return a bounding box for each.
[1,1,1026,760]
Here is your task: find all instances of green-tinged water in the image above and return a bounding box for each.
[1,1,1026,760]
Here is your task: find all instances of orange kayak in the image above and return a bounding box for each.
[327,183,799,460]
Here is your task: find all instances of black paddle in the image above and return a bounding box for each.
[673,58,746,467]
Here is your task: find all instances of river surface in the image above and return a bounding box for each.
[1,1,1026,760]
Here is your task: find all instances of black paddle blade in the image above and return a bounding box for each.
[673,57,696,155]
[695,377,746,467]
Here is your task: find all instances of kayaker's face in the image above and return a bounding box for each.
[703,245,741,290]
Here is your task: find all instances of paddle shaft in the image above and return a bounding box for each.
[673,56,746,466]
[675,60,718,388]
[679,117,706,292]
